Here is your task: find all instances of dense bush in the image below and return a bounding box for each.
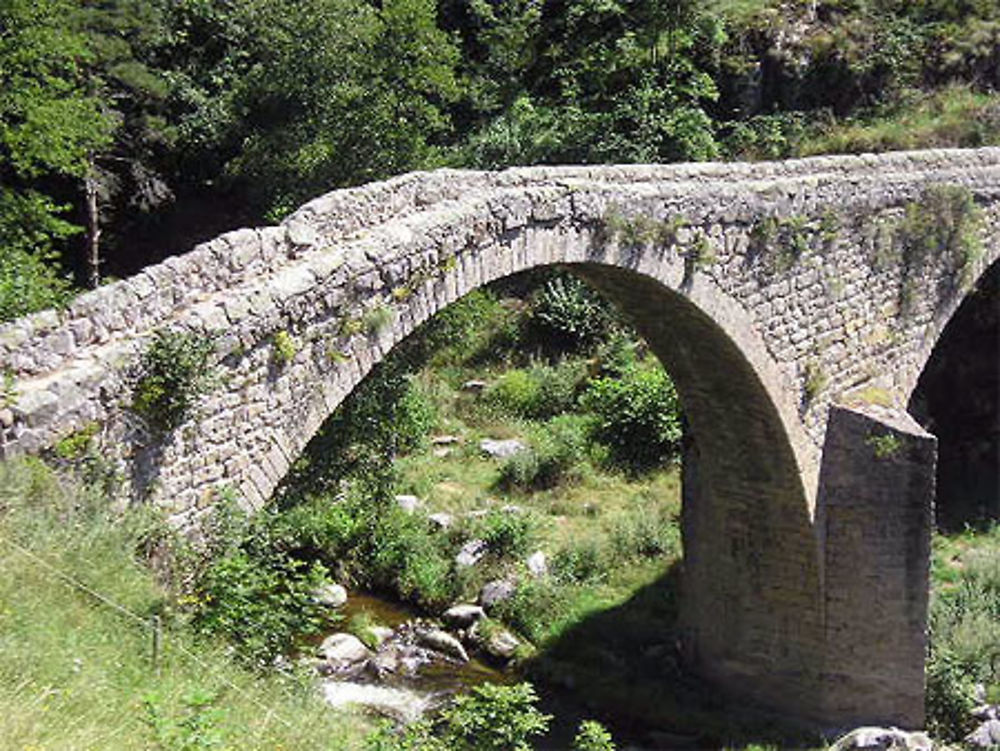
[132,330,216,434]
[496,415,590,492]
[582,365,683,473]
[926,525,1000,740]
[193,548,332,667]
[484,361,586,420]
[527,275,618,354]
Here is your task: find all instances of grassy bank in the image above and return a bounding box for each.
[0,459,371,750]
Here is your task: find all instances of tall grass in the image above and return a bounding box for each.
[0,459,369,750]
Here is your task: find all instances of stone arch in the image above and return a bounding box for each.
[253,221,825,721]
[908,256,1000,528]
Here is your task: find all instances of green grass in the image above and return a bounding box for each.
[0,459,371,751]
[800,85,1000,156]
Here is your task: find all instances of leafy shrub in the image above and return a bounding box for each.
[477,509,535,559]
[417,288,520,367]
[927,525,1000,739]
[611,504,680,562]
[484,360,585,420]
[271,330,297,366]
[528,274,617,353]
[491,578,574,644]
[438,683,551,751]
[552,538,606,584]
[582,365,682,472]
[132,330,216,434]
[573,720,617,751]
[193,548,331,667]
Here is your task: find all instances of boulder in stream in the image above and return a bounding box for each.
[416,627,469,663]
[443,603,485,627]
[483,626,520,661]
[318,632,373,669]
[966,719,1000,749]
[313,582,348,608]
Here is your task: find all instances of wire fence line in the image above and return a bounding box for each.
[0,533,296,730]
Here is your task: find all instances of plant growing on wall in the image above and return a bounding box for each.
[132,330,216,435]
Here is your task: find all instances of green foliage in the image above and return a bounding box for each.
[866,432,903,460]
[415,288,520,367]
[927,525,1000,739]
[610,503,680,562]
[528,274,618,353]
[132,330,216,434]
[193,545,332,667]
[144,689,225,751]
[485,361,587,421]
[496,415,590,492]
[898,184,984,291]
[573,720,617,751]
[363,304,395,336]
[0,458,371,749]
[437,683,551,751]
[282,356,436,497]
[365,683,551,751]
[803,360,826,404]
[271,330,297,366]
[475,509,536,559]
[582,365,683,473]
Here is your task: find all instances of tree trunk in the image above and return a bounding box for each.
[84,169,101,289]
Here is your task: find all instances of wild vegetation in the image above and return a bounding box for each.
[2,0,999,322]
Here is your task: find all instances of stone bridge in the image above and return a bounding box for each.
[3,148,1000,730]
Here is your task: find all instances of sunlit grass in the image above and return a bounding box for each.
[0,459,371,751]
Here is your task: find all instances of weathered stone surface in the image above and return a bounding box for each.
[526,551,548,578]
[313,583,348,608]
[455,539,487,567]
[830,727,932,751]
[394,494,422,513]
[480,438,526,459]
[415,628,469,663]
[442,604,485,627]
[966,719,1000,749]
[479,579,517,610]
[428,512,454,530]
[317,633,372,667]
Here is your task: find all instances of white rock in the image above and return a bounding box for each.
[480,438,526,459]
[394,494,422,513]
[455,539,487,567]
[830,726,932,751]
[313,583,348,608]
[526,551,548,578]
[484,628,520,660]
[428,512,455,530]
[317,633,372,666]
[479,579,517,610]
[430,434,461,445]
[416,628,469,662]
[461,380,488,393]
[966,719,1000,749]
[443,604,486,627]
